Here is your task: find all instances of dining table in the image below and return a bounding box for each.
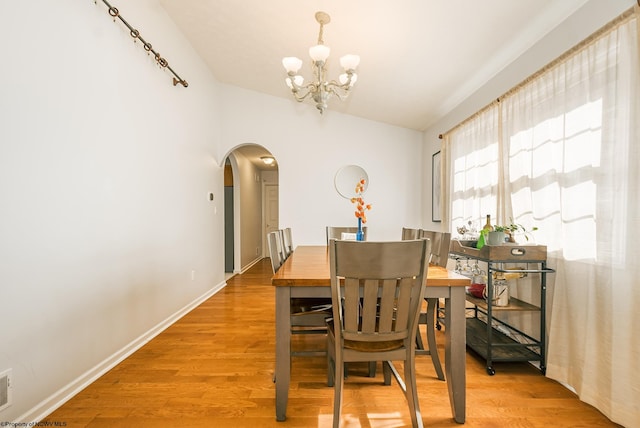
[271,245,470,423]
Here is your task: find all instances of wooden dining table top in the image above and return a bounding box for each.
[272,245,470,287]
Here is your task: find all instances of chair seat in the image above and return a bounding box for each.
[327,320,404,352]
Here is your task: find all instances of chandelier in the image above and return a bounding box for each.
[282,11,360,114]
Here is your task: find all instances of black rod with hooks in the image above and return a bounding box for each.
[96,0,188,87]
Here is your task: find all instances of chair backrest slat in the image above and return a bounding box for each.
[361,279,380,333]
[395,278,413,329]
[343,278,360,332]
[378,280,398,332]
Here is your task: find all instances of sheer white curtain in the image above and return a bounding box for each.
[445,7,639,426]
[443,105,500,229]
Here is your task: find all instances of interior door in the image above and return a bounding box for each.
[264,184,279,256]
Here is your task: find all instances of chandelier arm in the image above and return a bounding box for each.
[289,82,319,102]
[326,66,356,95]
[341,70,357,86]
[325,81,353,100]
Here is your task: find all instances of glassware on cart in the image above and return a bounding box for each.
[467,261,486,298]
[456,220,479,241]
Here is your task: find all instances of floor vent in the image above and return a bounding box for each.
[0,369,11,412]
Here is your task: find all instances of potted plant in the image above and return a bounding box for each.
[487,227,507,245]
[499,220,538,243]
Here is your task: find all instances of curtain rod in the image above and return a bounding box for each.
[440,4,637,139]
[96,0,188,87]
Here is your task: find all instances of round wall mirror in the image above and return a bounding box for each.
[334,165,368,199]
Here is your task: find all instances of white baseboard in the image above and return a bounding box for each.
[17,280,227,424]
[240,256,263,273]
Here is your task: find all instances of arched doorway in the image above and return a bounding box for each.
[223,144,278,275]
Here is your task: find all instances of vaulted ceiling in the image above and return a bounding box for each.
[160,0,588,131]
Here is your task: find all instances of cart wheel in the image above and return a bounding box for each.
[436,323,442,331]
[486,367,495,376]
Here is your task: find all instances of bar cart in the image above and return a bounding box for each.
[449,240,555,375]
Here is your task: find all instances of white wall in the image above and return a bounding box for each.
[0,0,225,421]
[422,0,636,231]
[218,84,425,245]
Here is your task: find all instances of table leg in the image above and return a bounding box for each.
[444,286,466,423]
[275,286,291,421]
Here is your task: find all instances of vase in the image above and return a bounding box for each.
[356,217,364,241]
[487,231,505,245]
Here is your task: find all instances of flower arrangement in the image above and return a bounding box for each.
[351,179,372,223]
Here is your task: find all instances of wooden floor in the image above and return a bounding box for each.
[44,259,620,427]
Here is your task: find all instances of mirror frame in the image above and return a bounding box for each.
[334,165,368,199]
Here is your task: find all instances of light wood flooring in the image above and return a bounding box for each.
[43,258,621,427]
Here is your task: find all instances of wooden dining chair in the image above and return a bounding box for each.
[401,227,421,240]
[416,229,452,381]
[364,227,444,381]
[282,227,294,258]
[275,229,287,262]
[429,230,451,336]
[422,230,451,268]
[326,226,368,244]
[327,239,431,428]
[268,231,331,360]
[267,231,283,273]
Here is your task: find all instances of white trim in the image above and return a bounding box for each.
[17,280,227,424]
[262,182,279,258]
[240,256,263,273]
[227,153,243,275]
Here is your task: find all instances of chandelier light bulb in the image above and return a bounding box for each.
[282,57,303,73]
[340,54,360,71]
[309,44,330,62]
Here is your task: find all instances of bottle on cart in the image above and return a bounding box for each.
[476,215,494,249]
[483,215,494,231]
